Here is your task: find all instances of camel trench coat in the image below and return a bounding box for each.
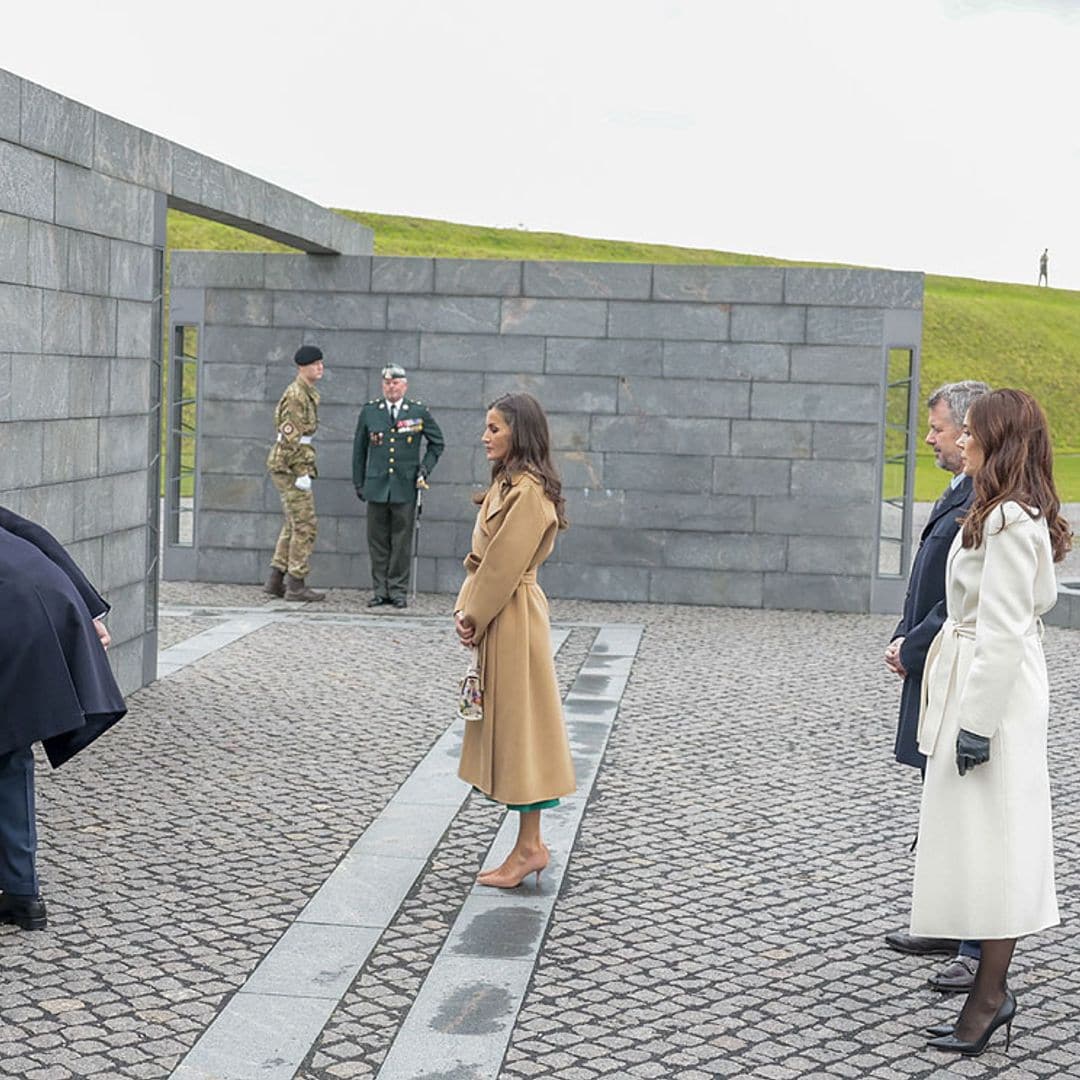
[455,472,575,806]
[911,501,1059,940]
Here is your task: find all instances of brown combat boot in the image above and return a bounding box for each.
[263,566,286,597]
[284,574,325,601]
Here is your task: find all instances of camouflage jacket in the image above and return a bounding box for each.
[266,377,319,477]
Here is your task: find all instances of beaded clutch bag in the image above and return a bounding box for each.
[458,647,483,722]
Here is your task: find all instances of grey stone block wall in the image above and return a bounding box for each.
[1046,587,1080,630]
[175,252,927,615]
[1,68,373,692]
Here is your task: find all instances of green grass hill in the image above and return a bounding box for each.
[168,209,1080,499]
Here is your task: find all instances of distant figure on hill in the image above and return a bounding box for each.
[1038,248,1048,287]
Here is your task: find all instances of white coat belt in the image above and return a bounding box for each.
[917,616,1042,757]
[277,434,314,444]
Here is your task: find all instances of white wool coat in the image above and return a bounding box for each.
[911,501,1060,940]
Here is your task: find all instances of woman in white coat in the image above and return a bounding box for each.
[912,388,1072,1057]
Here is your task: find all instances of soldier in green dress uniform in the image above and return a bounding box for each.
[352,364,445,608]
[264,345,326,602]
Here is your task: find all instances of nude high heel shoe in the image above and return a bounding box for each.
[477,849,549,889]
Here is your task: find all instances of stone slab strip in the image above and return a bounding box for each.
[156,613,279,677]
[169,616,570,1080]
[375,623,644,1080]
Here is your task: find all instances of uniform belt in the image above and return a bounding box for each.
[277,434,314,444]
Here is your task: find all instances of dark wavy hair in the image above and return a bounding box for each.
[960,388,1072,562]
[475,393,568,529]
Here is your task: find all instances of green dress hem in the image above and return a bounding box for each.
[507,798,560,813]
[473,787,559,813]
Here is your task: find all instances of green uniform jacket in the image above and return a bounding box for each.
[266,377,319,477]
[352,397,445,503]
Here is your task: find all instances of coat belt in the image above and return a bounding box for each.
[277,434,314,444]
[950,617,1043,641]
[918,616,1043,756]
[521,570,537,585]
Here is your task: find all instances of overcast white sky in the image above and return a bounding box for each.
[4,0,1078,289]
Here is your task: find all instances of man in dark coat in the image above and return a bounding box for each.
[0,507,127,930]
[882,381,989,990]
[352,364,445,608]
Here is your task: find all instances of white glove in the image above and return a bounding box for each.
[294,475,312,491]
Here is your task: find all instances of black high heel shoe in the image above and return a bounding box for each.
[925,1023,953,1037]
[927,990,1016,1056]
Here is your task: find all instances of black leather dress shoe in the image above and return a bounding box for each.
[391,597,408,609]
[928,955,979,992]
[884,931,961,956]
[367,596,390,607]
[0,892,48,931]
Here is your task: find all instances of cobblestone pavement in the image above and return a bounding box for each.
[501,604,1080,1080]
[2,582,1078,1080]
[294,628,596,1080]
[1,613,467,1079]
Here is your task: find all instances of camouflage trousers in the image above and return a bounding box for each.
[270,472,317,578]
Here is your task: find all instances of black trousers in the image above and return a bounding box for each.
[366,500,417,599]
[0,746,38,895]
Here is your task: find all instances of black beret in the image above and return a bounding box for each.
[294,345,323,366]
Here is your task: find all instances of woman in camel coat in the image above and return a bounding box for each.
[912,389,1071,1058]
[454,393,575,888]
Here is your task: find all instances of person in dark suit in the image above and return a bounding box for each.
[0,507,127,931]
[882,381,989,990]
[352,364,445,608]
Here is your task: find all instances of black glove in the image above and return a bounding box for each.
[956,729,990,776]
[354,486,365,502]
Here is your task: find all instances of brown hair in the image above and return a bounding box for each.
[475,393,568,529]
[960,388,1072,562]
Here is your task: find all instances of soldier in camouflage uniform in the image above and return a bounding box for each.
[352,364,445,608]
[265,345,326,602]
